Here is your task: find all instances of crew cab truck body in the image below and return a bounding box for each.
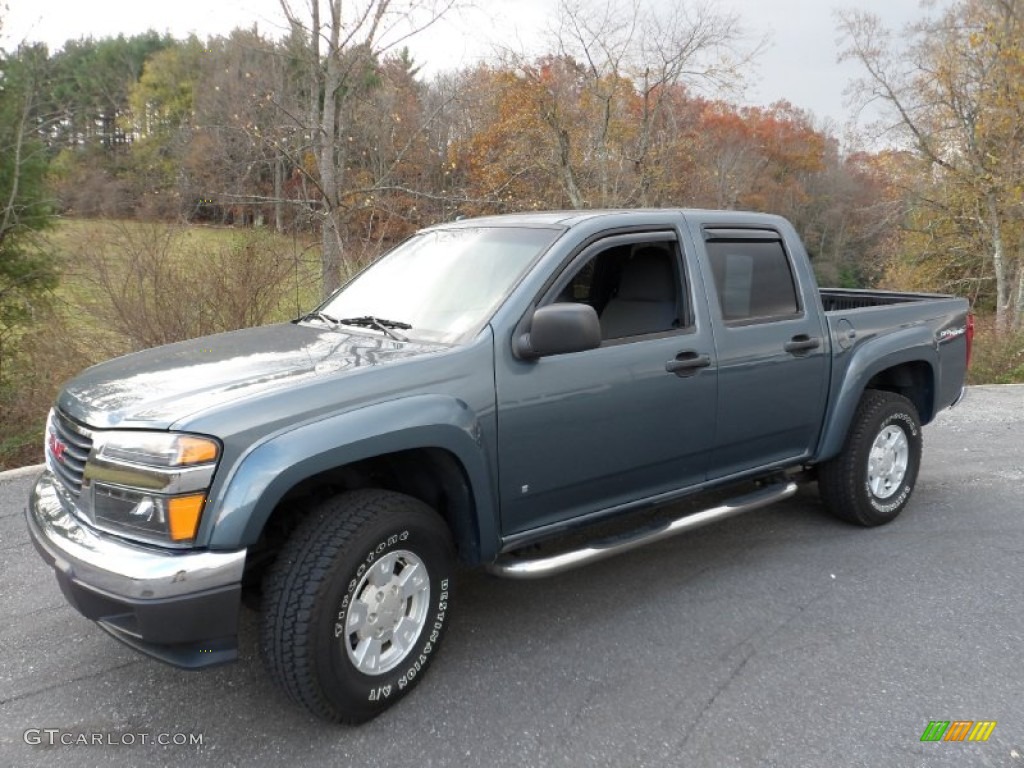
[27,209,971,722]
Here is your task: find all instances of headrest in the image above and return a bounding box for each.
[617,249,675,302]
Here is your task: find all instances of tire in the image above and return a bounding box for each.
[818,390,922,526]
[261,489,455,723]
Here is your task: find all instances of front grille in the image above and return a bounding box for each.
[46,409,93,496]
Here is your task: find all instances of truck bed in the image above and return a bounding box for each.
[819,288,956,312]
[819,287,970,431]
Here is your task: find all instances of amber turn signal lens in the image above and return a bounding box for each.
[174,436,219,466]
[168,494,207,541]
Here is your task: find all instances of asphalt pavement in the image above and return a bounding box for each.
[1,385,1022,767]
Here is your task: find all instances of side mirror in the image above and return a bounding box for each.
[515,303,601,359]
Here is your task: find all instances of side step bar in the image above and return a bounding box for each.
[486,480,799,579]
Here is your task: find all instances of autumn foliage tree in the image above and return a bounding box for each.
[464,0,754,211]
[841,0,1024,331]
[4,2,961,307]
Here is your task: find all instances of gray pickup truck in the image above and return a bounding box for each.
[27,209,971,723]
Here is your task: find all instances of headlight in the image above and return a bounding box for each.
[91,486,209,543]
[83,431,221,546]
[96,432,219,468]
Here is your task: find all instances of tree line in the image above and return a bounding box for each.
[0,0,1022,465]
[4,2,902,292]
[2,0,1021,306]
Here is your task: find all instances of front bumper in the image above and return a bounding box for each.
[27,470,246,668]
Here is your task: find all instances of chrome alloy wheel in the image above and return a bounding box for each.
[867,424,909,499]
[343,550,431,675]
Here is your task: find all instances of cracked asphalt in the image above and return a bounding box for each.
[1,385,1022,767]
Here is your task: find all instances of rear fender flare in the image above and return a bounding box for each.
[816,328,937,462]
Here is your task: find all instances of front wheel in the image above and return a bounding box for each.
[818,390,922,526]
[261,489,455,723]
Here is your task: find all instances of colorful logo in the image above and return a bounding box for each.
[48,431,67,463]
[921,720,997,742]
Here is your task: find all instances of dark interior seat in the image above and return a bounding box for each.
[599,248,677,339]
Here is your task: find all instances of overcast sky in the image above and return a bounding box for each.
[1,0,925,131]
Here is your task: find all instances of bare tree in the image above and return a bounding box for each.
[278,0,457,295]
[839,0,1024,331]
[500,0,758,209]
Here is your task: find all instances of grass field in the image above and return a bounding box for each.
[1,218,325,469]
[50,217,324,313]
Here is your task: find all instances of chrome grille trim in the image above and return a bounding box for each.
[46,409,94,497]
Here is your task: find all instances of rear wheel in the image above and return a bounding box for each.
[818,390,922,526]
[261,489,455,723]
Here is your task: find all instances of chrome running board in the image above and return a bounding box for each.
[486,481,799,579]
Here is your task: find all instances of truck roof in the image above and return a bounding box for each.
[422,208,788,231]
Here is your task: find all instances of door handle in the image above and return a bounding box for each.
[665,351,711,376]
[784,335,821,354]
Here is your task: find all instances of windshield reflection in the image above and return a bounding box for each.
[320,227,560,343]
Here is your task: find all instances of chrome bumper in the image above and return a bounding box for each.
[28,470,245,600]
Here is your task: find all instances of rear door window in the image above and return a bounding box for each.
[705,239,800,323]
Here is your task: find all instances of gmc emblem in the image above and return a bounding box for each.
[48,431,67,463]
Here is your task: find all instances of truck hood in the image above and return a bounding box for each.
[57,323,448,430]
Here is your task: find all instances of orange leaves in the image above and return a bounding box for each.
[447,65,568,212]
[679,99,829,211]
[443,54,844,218]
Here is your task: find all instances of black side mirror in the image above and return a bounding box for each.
[515,303,601,359]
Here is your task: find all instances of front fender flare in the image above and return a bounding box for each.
[202,395,497,558]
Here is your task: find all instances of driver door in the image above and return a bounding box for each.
[494,231,718,538]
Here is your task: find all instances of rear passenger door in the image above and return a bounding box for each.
[696,227,829,478]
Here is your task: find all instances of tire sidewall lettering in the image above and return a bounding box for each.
[867,480,913,513]
[397,580,449,691]
[819,392,922,527]
[885,411,919,437]
[262,490,455,722]
[326,525,451,705]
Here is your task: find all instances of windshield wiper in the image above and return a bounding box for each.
[302,310,341,326]
[335,315,411,341]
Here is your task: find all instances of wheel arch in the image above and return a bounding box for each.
[863,361,934,423]
[202,395,498,565]
[816,333,937,463]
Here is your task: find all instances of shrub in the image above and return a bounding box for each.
[968,319,1024,385]
[0,221,319,469]
[75,222,310,351]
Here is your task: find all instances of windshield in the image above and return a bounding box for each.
[319,226,560,343]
